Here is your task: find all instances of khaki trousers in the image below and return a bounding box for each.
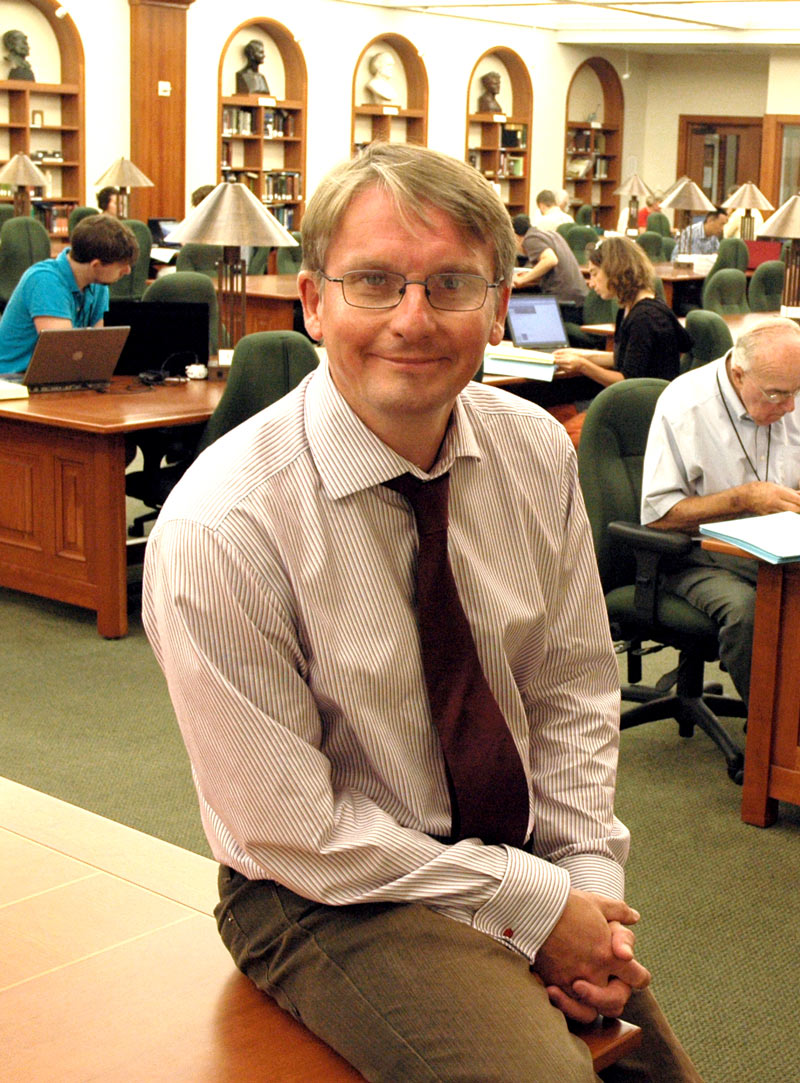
[216,867,703,1083]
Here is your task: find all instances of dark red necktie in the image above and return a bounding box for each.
[384,472,529,847]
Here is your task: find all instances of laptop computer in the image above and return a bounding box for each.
[19,326,130,393]
[147,218,181,247]
[744,239,782,270]
[505,294,570,351]
[105,300,209,378]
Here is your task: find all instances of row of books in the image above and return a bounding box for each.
[219,167,302,203]
[270,204,295,229]
[31,199,77,235]
[222,106,297,138]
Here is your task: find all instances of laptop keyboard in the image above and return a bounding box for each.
[28,381,111,394]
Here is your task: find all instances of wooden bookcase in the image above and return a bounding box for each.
[563,58,623,230]
[351,36,428,155]
[0,3,85,238]
[465,49,532,218]
[218,20,307,230]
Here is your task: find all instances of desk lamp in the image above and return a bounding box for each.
[614,174,652,232]
[721,182,773,241]
[165,180,298,349]
[94,157,154,219]
[759,194,800,317]
[0,153,48,217]
[660,176,716,249]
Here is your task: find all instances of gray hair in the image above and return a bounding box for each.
[300,143,517,285]
[732,317,800,372]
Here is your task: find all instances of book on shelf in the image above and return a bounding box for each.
[699,511,800,564]
[31,200,75,235]
[264,170,302,202]
[566,157,593,179]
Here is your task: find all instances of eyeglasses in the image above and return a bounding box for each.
[319,269,501,311]
[743,369,800,404]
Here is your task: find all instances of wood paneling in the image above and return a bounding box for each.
[129,0,196,220]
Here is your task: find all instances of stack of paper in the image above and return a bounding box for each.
[0,379,28,400]
[699,512,800,564]
[483,341,556,382]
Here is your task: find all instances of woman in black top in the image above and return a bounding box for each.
[552,235,690,387]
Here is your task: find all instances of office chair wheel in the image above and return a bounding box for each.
[728,753,745,785]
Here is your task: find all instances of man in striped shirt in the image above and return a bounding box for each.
[143,145,701,1082]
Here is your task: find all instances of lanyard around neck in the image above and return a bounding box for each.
[716,363,771,483]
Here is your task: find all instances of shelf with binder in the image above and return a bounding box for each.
[563,58,623,229]
[0,80,83,208]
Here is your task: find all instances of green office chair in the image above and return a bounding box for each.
[0,204,14,227]
[126,330,318,535]
[68,206,100,236]
[556,222,575,240]
[701,237,749,307]
[682,309,733,372]
[748,260,784,312]
[577,378,746,781]
[143,270,219,355]
[702,268,749,316]
[248,246,271,275]
[0,216,51,308]
[108,218,151,301]
[276,231,302,274]
[564,287,617,350]
[566,225,598,265]
[646,211,672,238]
[176,242,223,279]
[575,204,594,226]
[653,276,666,303]
[661,235,676,262]
[635,231,664,260]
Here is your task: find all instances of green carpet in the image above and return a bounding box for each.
[2,583,798,1082]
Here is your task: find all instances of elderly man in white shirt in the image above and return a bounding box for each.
[641,317,800,704]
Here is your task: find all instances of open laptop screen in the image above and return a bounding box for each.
[506,293,570,351]
[147,218,181,247]
[105,300,209,377]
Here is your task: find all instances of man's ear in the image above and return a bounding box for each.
[297,271,323,343]
[488,283,511,347]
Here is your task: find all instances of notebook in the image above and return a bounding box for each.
[744,240,782,270]
[105,300,209,378]
[505,294,570,351]
[21,327,130,393]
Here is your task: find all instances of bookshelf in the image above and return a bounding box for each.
[465,49,532,217]
[351,36,428,155]
[0,5,85,238]
[218,20,307,230]
[563,58,623,230]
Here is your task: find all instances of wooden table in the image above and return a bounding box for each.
[243,273,300,335]
[701,538,800,826]
[580,310,779,352]
[0,376,224,638]
[742,560,800,826]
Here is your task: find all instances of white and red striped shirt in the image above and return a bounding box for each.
[143,359,629,962]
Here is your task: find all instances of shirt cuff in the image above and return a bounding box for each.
[471,844,571,963]
[559,852,625,901]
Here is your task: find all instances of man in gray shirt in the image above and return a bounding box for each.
[513,220,588,322]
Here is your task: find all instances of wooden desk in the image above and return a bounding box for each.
[580,310,780,353]
[0,377,224,638]
[243,274,300,335]
[701,538,800,826]
[742,560,800,826]
[0,778,640,1081]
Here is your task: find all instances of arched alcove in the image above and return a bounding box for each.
[0,0,85,228]
[564,57,624,230]
[465,47,532,217]
[351,34,428,155]
[217,18,308,229]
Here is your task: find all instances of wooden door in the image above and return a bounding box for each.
[679,116,762,205]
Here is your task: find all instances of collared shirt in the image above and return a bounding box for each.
[674,220,721,256]
[641,353,800,524]
[143,360,629,963]
[0,247,108,373]
[533,206,573,232]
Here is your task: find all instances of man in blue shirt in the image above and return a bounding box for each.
[0,214,138,374]
[674,209,728,255]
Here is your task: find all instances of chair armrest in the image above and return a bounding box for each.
[608,521,693,622]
